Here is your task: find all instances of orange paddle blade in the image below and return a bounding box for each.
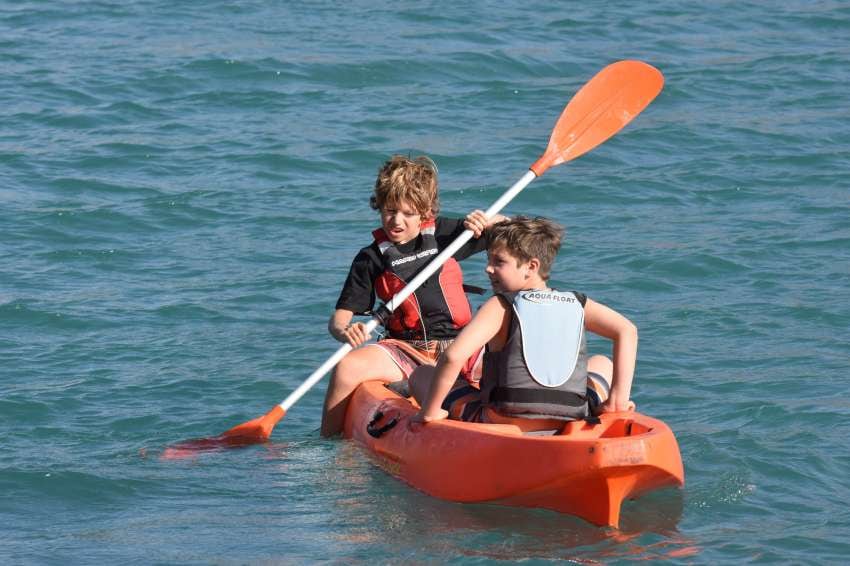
[530,60,664,176]
[161,405,285,460]
[220,404,286,441]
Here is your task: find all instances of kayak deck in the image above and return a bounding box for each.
[343,380,684,528]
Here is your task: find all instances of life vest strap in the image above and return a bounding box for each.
[462,284,486,295]
[490,387,586,407]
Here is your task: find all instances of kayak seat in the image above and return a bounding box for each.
[556,418,654,439]
[481,407,571,433]
[599,418,652,438]
[384,380,411,398]
[522,429,561,437]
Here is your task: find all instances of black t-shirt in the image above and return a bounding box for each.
[335,216,487,315]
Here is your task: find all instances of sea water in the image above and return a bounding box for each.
[2,1,848,563]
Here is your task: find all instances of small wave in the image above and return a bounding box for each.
[0,468,144,503]
[0,301,114,331]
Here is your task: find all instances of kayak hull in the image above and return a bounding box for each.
[343,380,684,528]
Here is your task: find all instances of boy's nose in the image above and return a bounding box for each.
[485,264,494,274]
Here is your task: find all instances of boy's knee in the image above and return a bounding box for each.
[333,353,369,387]
[588,355,613,381]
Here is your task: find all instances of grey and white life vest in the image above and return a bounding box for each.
[480,289,589,420]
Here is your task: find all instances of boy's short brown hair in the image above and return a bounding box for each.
[487,216,564,280]
[370,155,439,218]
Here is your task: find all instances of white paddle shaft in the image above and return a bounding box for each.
[278,169,538,411]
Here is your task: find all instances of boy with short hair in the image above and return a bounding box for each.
[321,155,506,437]
[411,216,637,428]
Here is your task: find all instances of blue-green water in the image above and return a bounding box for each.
[2,1,849,563]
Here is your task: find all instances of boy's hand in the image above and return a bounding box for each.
[464,210,489,238]
[336,321,371,347]
[410,408,449,424]
[465,210,510,238]
[599,398,636,413]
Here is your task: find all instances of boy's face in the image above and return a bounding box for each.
[485,245,532,293]
[380,200,422,244]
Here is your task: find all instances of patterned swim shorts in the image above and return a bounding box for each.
[368,338,483,382]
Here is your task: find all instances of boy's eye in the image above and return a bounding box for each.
[383,208,418,218]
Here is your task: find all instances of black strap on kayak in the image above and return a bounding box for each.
[366,410,399,438]
[489,387,587,407]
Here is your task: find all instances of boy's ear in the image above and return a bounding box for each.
[526,257,541,275]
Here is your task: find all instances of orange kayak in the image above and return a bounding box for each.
[343,380,684,528]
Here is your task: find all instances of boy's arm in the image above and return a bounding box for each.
[413,296,508,422]
[331,248,381,347]
[328,308,372,347]
[464,209,508,239]
[583,298,638,412]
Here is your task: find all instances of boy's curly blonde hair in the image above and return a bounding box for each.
[370,155,439,218]
[487,216,564,280]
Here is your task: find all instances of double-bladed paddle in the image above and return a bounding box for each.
[162,60,664,458]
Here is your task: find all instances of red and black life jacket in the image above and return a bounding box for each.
[372,219,472,340]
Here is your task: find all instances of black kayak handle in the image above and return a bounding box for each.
[367,410,399,438]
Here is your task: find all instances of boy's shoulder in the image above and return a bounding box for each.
[350,241,382,264]
[433,215,464,231]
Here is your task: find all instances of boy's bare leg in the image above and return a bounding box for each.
[320,346,405,437]
[587,354,635,411]
[588,354,614,388]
